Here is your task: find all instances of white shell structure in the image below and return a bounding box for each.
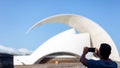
[14,14,120,65]
[14,29,91,65]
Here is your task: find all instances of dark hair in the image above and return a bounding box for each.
[99,43,111,59]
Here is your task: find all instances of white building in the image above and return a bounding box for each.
[14,14,120,65]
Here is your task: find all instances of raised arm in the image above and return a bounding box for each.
[80,47,89,66]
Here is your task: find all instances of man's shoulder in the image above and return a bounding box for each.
[87,59,118,68]
[87,59,101,68]
[87,59,100,65]
[87,59,100,62]
[110,60,118,66]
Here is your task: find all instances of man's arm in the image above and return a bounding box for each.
[80,53,87,66]
[80,47,88,66]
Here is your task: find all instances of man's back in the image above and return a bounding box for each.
[87,60,117,68]
[80,43,118,68]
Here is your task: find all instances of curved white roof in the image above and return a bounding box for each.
[14,14,120,65]
[14,29,91,65]
[28,14,120,61]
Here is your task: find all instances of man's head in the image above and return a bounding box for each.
[99,43,111,59]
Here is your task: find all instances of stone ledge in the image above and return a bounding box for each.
[15,62,120,68]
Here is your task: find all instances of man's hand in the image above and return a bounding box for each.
[83,47,89,55]
[94,48,99,58]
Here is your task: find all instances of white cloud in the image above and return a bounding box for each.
[18,48,33,55]
[0,45,33,56]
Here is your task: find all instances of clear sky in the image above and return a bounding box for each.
[0,0,120,53]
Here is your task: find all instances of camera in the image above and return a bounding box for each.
[88,48,95,52]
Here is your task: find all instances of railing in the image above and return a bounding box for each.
[15,63,86,68]
[15,62,120,68]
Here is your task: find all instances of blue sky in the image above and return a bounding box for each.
[0,0,120,52]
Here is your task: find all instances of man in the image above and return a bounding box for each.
[80,43,118,68]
